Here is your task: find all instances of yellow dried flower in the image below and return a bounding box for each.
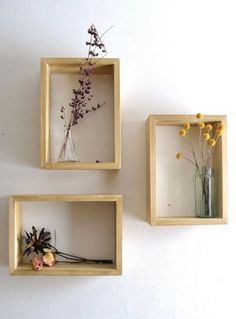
[42,252,56,267]
[197,122,205,129]
[179,128,187,136]
[203,133,210,141]
[217,124,224,131]
[183,122,190,130]
[217,130,224,136]
[205,124,212,132]
[196,113,203,119]
[176,152,182,159]
[208,138,216,147]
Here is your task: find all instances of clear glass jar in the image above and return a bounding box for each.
[195,167,215,218]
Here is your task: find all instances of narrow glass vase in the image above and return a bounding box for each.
[58,129,79,162]
[195,167,216,218]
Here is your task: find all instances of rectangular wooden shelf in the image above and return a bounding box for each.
[9,194,122,275]
[40,58,121,170]
[146,114,227,226]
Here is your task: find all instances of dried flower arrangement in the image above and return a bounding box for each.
[58,24,110,162]
[175,113,224,169]
[175,113,225,218]
[23,226,112,271]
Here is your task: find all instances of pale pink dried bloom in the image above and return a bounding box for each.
[31,257,43,271]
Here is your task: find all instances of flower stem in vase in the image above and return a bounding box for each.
[195,167,215,218]
[57,24,109,163]
[58,128,79,162]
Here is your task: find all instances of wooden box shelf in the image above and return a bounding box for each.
[40,58,120,170]
[9,195,122,275]
[146,114,227,226]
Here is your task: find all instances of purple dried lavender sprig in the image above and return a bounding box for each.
[60,25,108,134]
[67,25,107,127]
[72,102,105,125]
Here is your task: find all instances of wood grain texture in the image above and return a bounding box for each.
[146,114,227,226]
[9,194,123,276]
[40,58,120,170]
[115,195,123,274]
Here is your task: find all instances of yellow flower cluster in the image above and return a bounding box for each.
[176,113,224,168]
[200,119,223,148]
[178,114,224,147]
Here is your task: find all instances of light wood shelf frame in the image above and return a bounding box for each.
[40,58,121,170]
[146,114,227,226]
[9,194,122,276]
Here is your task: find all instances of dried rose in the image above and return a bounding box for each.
[31,257,43,271]
[42,252,56,267]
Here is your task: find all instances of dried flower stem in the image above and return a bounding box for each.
[23,226,113,265]
[58,24,108,162]
[176,116,224,170]
[182,156,198,168]
[49,244,112,264]
[206,135,219,167]
[203,140,207,167]
[198,127,205,167]
[185,135,199,169]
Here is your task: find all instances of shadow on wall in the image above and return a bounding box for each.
[97,120,147,222]
[121,120,147,221]
[0,197,9,267]
[0,54,40,168]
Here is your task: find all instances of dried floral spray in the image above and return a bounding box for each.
[23,226,112,271]
[176,113,224,169]
[58,24,111,162]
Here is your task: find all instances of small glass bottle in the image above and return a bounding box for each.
[195,167,215,218]
[58,130,79,162]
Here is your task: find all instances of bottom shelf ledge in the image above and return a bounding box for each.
[10,262,121,276]
[150,217,228,226]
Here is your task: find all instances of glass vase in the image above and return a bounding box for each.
[58,129,80,162]
[195,167,215,218]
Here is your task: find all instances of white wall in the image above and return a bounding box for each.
[1,0,236,318]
